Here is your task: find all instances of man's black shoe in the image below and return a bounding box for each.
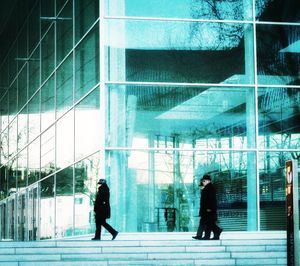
[112,231,118,240]
[192,236,202,240]
[91,237,100,240]
[212,228,223,240]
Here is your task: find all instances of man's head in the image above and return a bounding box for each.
[98,179,106,185]
[201,174,211,187]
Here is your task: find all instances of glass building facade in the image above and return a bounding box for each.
[0,0,299,240]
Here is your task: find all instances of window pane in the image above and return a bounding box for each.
[56,55,73,116]
[75,88,100,161]
[28,2,40,54]
[9,81,18,116]
[18,109,28,152]
[259,151,295,230]
[256,24,300,85]
[75,25,99,102]
[17,148,27,190]
[56,167,74,238]
[28,49,40,98]
[28,137,40,185]
[75,0,99,42]
[57,0,73,64]
[28,92,40,142]
[41,76,55,131]
[8,161,17,196]
[1,129,9,165]
[107,150,255,232]
[41,25,55,83]
[258,87,300,149]
[107,85,256,149]
[106,0,253,20]
[8,118,18,160]
[41,126,55,178]
[18,65,28,110]
[41,0,55,35]
[57,110,74,169]
[40,175,55,239]
[74,152,100,236]
[1,92,9,130]
[256,0,300,23]
[105,20,254,84]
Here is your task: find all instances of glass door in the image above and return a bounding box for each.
[28,184,39,240]
[17,191,26,241]
[0,201,6,240]
[7,195,16,240]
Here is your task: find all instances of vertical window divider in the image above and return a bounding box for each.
[252,0,260,232]
[99,0,106,179]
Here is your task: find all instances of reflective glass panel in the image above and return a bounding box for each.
[106,0,253,20]
[0,92,9,130]
[18,24,28,72]
[106,85,256,148]
[18,65,28,110]
[75,0,99,42]
[75,25,99,102]
[17,148,27,190]
[40,175,55,239]
[8,161,17,196]
[41,126,55,178]
[259,151,295,230]
[258,87,300,149]
[28,137,40,185]
[256,0,300,22]
[8,45,18,84]
[56,55,73,116]
[57,0,70,15]
[56,0,73,65]
[105,20,254,84]
[56,110,74,169]
[256,24,300,85]
[75,88,100,161]
[41,25,55,83]
[41,0,55,35]
[28,2,40,54]
[74,152,99,236]
[56,167,74,237]
[8,118,18,159]
[41,76,55,131]
[106,150,255,232]
[1,129,8,165]
[9,81,18,116]
[28,48,40,98]
[18,109,28,151]
[0,166,8,199]
[28,92,40,142]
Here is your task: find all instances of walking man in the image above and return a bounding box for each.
[92,179,118,240]
[193,174,222,240]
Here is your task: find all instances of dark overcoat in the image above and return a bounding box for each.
[94,183,111,219]
[199,182,217,221]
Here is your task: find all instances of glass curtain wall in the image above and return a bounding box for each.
[0,0,299,240]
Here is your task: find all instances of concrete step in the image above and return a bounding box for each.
[0,232,288,266]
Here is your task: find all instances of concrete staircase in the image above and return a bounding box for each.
[0,232,287,266]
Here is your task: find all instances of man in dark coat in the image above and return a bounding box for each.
[193,174,222,240]
[91,179,118,240]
